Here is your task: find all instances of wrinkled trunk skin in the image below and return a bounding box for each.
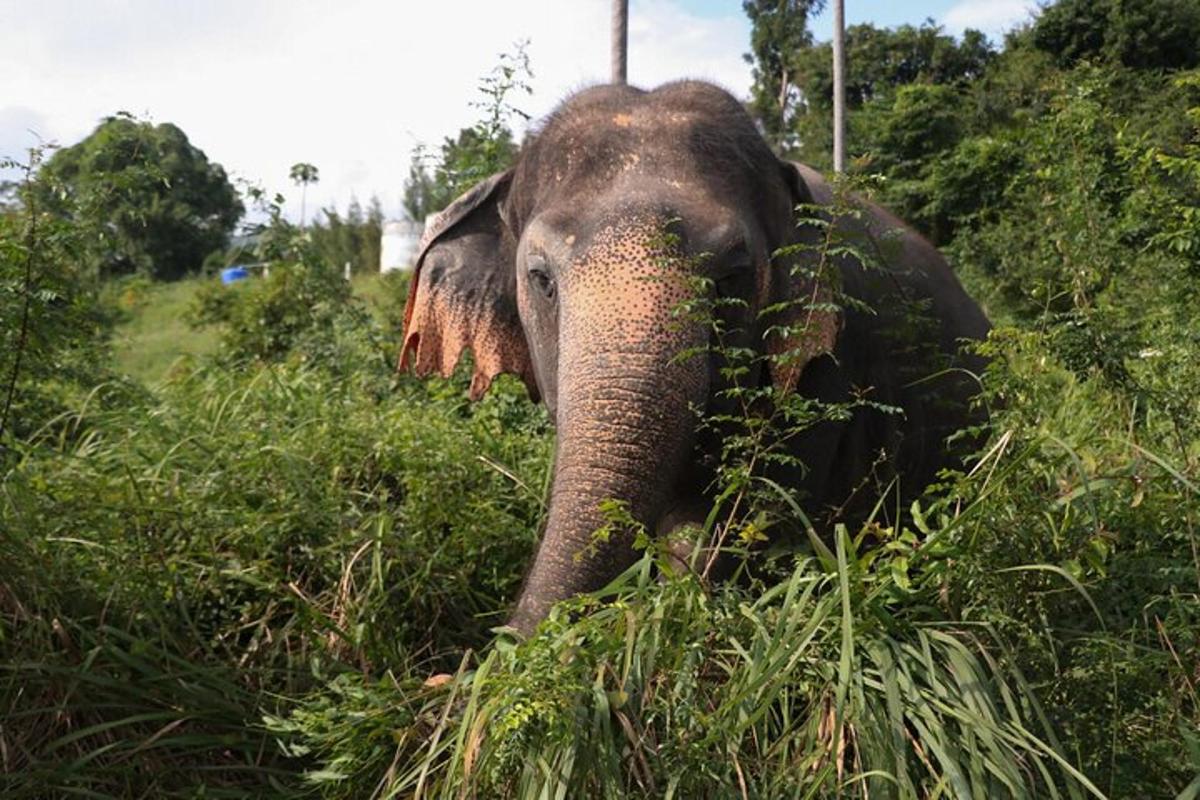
[509,356,706,633]
[509,218,708,635]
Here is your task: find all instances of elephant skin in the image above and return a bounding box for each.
[400,81,990,635]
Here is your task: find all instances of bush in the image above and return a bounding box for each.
[0,148,128,453]
[0,352,550,795]
[190,261,364,364]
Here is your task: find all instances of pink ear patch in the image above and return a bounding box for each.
[400,267,537,402]
[397,170,538,402]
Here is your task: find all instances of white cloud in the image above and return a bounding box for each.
[0,0,751,221]
[941,0,1039,40]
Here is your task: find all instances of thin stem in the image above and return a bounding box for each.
[0,163,38,447]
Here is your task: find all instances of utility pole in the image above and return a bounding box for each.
[612,0,628,84]
[831,0,846,172]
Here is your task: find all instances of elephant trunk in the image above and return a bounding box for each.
[509,336,708,634]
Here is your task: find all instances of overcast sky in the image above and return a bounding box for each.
[0,0,1037,222]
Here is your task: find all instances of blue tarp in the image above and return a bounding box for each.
[221,266,249,284]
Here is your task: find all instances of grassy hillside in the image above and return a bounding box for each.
[111,278,219,383]
[112,273,405,385]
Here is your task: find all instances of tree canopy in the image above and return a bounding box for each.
[36,114,242,280]
[794,21,994,111]
[402,126,519,222]
[1029,0,1200,70]
[742,0,826,143]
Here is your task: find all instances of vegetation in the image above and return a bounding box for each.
[110,276,219,383]
[33,113,242,281]
[402,41,532,221]
[308,197,385,278]
[290,162,320,228]
[2,6,1199,798]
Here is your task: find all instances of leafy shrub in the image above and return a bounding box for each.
[189,181,392,368]
[0,148,128,452]
[190,260,364,364]
[0,350,550,794]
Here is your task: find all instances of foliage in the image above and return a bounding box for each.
[402,42,532,221]
[191,259,364,364]
[307,196,385,277]
[290,161,320,227]
[920,328,1200,798]
[1029,0,1200,71]
[0,147,123,451]
[860,83,967,241]
[188,187,375,366]
[795,21,994,112]
[33,113,242,280]
[742,0,826,145]
[749,16,993,157]
[275,547,1101,798]
[0,348,550,796]
[290,162,319,186]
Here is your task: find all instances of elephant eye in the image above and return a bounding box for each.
[528,258,556,300]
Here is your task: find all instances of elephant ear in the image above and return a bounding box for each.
[399,170,538,401]
[764,160,843,394]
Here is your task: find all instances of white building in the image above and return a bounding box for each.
[379,219,424,273]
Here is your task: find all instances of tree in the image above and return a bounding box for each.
[793,22,994,112]
[864,83,968,241]
[743,0,826,147]
[402,153,446,223]
[1030,0,1200,71]
[743,8,993,156]
[289,162,319,227]
[309,195,385,275]
[401,42,532,220]
[35,114,242,281]
[401,126,520,223]
[1,146,117,446]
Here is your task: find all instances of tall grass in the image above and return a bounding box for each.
[1,351,551,795]
[109,276,219,384]
[289,540,1104,799]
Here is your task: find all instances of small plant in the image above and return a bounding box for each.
[0,146,122,453]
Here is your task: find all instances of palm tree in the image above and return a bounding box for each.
[289,162,319,227]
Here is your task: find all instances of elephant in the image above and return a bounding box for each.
[400,80,990,635]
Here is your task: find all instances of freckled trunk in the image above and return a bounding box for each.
[509,346,707,635]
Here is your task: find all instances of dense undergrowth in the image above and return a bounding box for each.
[3,37,1200,800]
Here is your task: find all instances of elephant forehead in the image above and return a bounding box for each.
[547,112,732,188]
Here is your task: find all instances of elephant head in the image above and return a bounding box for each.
[401,82,856,634]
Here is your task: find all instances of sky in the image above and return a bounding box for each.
[0,0,1038,222]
